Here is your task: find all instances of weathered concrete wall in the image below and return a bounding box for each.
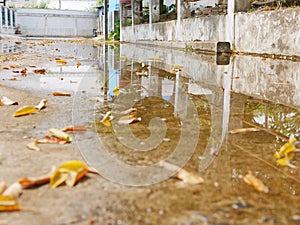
[122,15,228,42]
[15,8,97,37]
[235,8,300,56]
[121,8,300,56]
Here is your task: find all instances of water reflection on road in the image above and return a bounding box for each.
[89,44,300,223]
[1,40,300,223]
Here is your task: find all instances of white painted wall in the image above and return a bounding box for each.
[15,8,97,37]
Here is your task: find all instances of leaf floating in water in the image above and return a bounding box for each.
[0,96,18,106]
[26,141,41,152]
[229,128,260,134]
[148,57,163,62]
[33,68,46,75]
[177,169,204,185]
[49,128,72,143]
[50,160,88,188]
[276,153,297,169]
[35,99,48,111]
[100,111,113,127]
[274,137,298,159]
[61,126,87,132]
[173,65,183,71]
[113,86,119,96]
[243,171,269,193]
[55,59,67,65]
[13,105,36,117]
[115,107,137,115]
[76,62,81,68]
[21,68,27,77]
[159,161,204,184]
[136,71,148,76]
[119,56,126,61]
[52,91,71,96]
[0,195,20,212]
[118,115,141,125]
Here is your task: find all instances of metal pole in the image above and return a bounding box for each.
[104,0,108,40]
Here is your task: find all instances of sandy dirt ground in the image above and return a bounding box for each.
[0,35,211,225]
[2,34,299,225]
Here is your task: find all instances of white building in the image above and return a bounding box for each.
[6,0,98,11]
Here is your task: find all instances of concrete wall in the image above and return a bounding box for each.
[121,8,300,56]
[122,14,228,42]
[15,8,97,37]
[235,8,300,55]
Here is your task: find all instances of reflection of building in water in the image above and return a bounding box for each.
[0,42,21,53]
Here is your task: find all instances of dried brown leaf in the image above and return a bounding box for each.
[62,126,87,132]
[53,91,71,96]
[37,136,67,144]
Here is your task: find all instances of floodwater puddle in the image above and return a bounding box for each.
[1,40,300,224]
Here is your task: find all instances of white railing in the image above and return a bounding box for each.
[0,6,16,34]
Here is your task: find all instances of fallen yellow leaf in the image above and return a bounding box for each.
[49,129,72,143]
[26,141,41,152]
[243,171,269,193]
[50,160,88,188]
[13,105,36,117]
[0,195,20,212]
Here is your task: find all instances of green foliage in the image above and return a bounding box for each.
[109,20,120,41]
[22,0,49,9]
[8,3,15,8]
[37,0,48,9]
[97,0,104,6]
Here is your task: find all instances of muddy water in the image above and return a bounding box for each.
[1,40,300,224]
[85,45,300,224]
